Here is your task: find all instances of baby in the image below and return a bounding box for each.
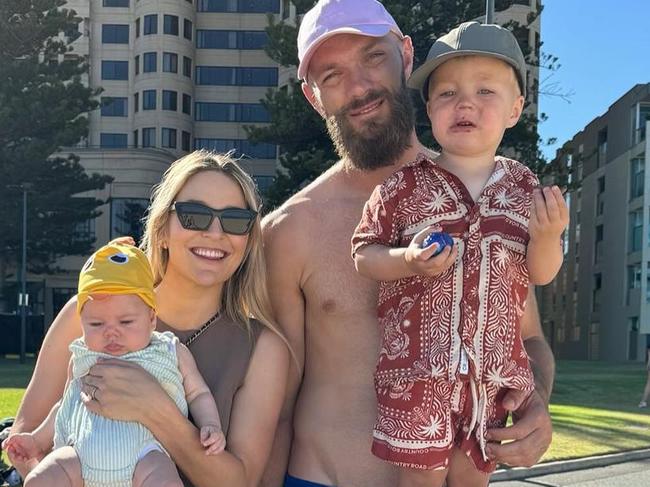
[3,242,225,487]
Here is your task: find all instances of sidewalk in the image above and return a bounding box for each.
[491,447,650,482]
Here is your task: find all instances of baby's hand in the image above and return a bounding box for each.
[200,425,226,455]
[529,186,569,242]
[2,433,41,464]
[404,227,457,277]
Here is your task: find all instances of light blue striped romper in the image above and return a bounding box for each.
[54,331,188,487]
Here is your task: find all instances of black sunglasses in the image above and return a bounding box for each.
[171,202,257,235]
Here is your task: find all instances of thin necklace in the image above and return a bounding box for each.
[184,312,220,347]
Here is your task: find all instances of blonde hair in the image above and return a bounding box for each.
[141,150,283,344]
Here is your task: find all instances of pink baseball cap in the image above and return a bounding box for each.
[297,0,404,81]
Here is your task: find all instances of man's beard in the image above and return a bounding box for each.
[325,79,415,171]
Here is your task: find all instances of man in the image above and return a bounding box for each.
[262,1,554,486]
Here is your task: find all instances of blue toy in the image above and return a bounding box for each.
[421,232,454,257]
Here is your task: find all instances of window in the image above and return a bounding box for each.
[162,90,177,111]
[101,61,128,80]
[183,56,192,78]
[143,52,157,72]
[144,14,157,35]
[72,217,95,244]
[133,129,138,148]
[631,157,644,200]
[629,209,643,252]
[142,127,156,147]
[143,89,156,110]
[627,264,641,304]
[101,97,128,117]
[135,18,140,38]
[182,131,191,152]
[134,55,140,75]
[194,102,270,122]
[164,15,179,36]
[633,103,650,144]
[195,66,278,86]
[163,52,178,73]
[134,92,139,112]
[647,262,650,302]
[102,24,129,44]
[100,133,128,148]
[111,198,149,241]
[162,128,177,148]
[596,176,605,215]
[184,19,192,41]
[512,26,529,52]
[194,138,277,159]
[594,224,603,263]
[197,0,280,13]
[196,30,268,49]
[103,0,129,7]
[592,273,602,312]
[282,0,290,19]
[597,128,608,166]
[182,94,191,115]
[253,175,274,193]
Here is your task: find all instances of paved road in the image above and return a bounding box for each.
[491,458,650,486]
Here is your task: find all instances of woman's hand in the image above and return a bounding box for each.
[81,358,170,425]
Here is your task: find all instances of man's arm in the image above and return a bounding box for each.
[259,210,307,487]
[486,286,554,467]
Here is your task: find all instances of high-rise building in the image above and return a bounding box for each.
[36,0,289,323]
[541,84,650,362]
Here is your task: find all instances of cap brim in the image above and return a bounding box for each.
[408,50,525,102]
[298,24,395,81]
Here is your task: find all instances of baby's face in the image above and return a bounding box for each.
[80,294,155,356]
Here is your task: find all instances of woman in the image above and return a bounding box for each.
[11,151,290,487]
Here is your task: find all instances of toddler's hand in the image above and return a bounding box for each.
[404,227,457,277]
[2,433,41,464]
[200,425,226,455]
[529,186,569,243]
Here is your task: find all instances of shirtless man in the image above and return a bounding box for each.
[262,1,554,486]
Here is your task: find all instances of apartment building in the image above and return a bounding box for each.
[29,0,290,323]
[542,84,650,362]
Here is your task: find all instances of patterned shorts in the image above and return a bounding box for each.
[371,377,508,473]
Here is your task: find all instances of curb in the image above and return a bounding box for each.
[491,448,650,482]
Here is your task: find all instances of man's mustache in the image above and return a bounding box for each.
[337,90,386,117]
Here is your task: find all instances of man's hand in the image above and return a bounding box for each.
[485,389,552,467]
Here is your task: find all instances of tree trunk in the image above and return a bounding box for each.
[0,254,7,312]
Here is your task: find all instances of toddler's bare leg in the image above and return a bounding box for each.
[23,446,82,487]
[397,466,447,487]
[132,450,183,487]
[446,447,490,487]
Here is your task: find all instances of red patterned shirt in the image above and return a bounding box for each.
[352,154,537,401]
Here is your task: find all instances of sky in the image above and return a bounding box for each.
[538,0,650,160]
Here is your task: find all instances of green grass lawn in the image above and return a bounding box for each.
[0,357,649,463]
[544,360,650,461]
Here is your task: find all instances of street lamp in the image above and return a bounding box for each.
[10,183,32,364]
[486,0,495,23]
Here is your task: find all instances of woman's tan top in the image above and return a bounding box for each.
[156,313,262,486]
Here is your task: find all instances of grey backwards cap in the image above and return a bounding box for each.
[408,21,527,101]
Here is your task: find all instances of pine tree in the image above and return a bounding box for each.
[0,0,112,309]
[248,0,562,209]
